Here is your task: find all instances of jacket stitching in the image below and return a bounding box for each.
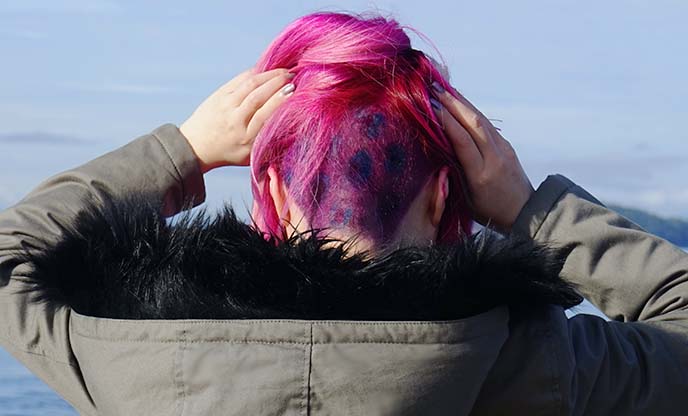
[0,335,79,368]
[70,333,478,346]
[544,323,564,415]
[300,323,309,415]
[306,323,314,416]
[151,132,185,197]
[174,329,187,416]
[73,316,483,326]
[549,313,570,416]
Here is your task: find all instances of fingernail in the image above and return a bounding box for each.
[431,81,445,94]
[286,72,296,79]
[429,97,442,111]
[281,83,295,96]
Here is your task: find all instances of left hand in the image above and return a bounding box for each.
[180,68,295,173]
[432,83,534,232]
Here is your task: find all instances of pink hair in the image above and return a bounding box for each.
[250,12,473,244]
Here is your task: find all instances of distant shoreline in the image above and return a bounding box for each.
[608,204,688,247]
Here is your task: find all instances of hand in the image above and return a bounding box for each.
[180,68,295,173]
[432,83,534,232]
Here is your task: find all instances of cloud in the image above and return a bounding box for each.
[523,153,688,219]
[599,188,688,219]
[0,132,86,145]
[526,154,686,187]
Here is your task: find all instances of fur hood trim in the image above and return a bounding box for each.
[19,194,582,321]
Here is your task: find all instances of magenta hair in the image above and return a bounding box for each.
[250,12,473,245]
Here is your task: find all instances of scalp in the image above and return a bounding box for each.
[250,12,473,244]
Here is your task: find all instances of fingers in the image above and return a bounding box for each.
[239,71,294,118]
[246,80,295,138]
[433,102,483,176]
[231,68,291,105]
[433,84,501,161]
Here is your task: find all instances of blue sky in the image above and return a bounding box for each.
[1,0,687,219]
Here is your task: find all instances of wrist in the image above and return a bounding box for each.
[503,185,535,233]
[179,123,212,174]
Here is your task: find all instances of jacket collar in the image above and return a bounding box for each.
[21,194,582,321]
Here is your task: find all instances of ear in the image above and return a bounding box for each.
[267,166,289,225]
[429,167,450,228]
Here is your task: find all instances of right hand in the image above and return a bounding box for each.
[180,68,295,173]
[432,83,534,233]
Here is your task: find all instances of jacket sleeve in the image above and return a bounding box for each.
[513,174,688,415]
[0,124,206,415]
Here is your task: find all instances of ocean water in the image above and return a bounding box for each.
[0,348,77,415]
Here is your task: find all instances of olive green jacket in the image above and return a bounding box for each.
[1,125,687,415]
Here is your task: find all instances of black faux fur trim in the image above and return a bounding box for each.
[19,194,582,321]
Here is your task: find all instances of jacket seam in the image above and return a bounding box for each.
[0,336,79,368]
[532,180,577,240]
[544,324,564,415]
[306,323,314,415]
[70,333,479,345]
[174,329,187,416]
[301,323,313,416]
[151,132,186,198]
[72,316,484,325]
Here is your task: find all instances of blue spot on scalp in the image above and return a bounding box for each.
[329,206,354,227]
[384,143,406,175]
[348,150,373,188]
[283,168,294,186]
[366,113,386,139]
[342,208,353,226]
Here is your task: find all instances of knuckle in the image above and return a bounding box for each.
[469,114,483,129]
[476,172,491,186]
[246,78,260,90]
[502,142,518,160]
[244,94,261,108]
[494,157,508,170]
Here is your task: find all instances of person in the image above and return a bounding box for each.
[1,11,687,416]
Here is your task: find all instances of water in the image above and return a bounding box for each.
[0,348,77,415]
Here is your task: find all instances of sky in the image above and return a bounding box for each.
[1,0,687,220]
